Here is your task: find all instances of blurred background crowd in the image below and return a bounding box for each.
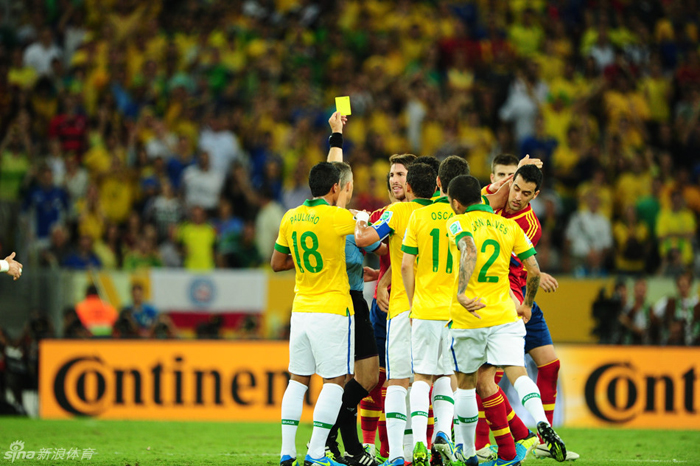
[0,0,699,348]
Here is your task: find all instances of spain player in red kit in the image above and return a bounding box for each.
[485,157,579,461]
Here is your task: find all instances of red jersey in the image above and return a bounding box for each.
[370,206,392,299]
[494,204,542,303]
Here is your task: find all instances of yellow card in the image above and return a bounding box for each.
[335,96,351,116]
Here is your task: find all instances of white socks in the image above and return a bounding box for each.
[455,388,478,457]
[432,376,455,437]
[409,380,431,446]
[403,387,413,459]
[514,375,549,425]
[280,380,308,458]
[385,385,408,461]
[307,383,344,460]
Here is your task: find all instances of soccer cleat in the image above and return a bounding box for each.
[305,454,348,466]
[345,450,380,466]
[532,445,579,461]
[325,441,349,465]
[481,458,521,466]
[477,444,497,463]
[378,457,405,466]
[432,432,463,465]
[412,442,429,466]
[516,431,539,459]
[536,423,566,462]
[430,444,443,465]
[364,444,376,459]
[281,455,298,466]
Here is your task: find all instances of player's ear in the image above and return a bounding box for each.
[436,177,442,190]
[533,189,540,200]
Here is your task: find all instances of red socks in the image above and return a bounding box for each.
[360,368,386,446]
[537,359,560,426]
[482,391,516,461]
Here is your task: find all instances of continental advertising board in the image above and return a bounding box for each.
[39,340,321,421]
[40,341,700,428]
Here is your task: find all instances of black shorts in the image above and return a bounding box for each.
[351,290,379,361]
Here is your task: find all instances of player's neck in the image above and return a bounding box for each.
[504,204,527,216]
[314,194,335,206]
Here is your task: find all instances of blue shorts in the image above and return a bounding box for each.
[370,298,387,368]
[524,301,553,353]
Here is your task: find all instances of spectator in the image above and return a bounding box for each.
[62,153,89,218]
[121,283,158,336]
[61,307,90,339]
[177,206,216,271]
[23,27,62,76]
[159,224,182,268]
[613,205,651,275]
[182,151,225,212]
[255,188,284,262]
[48,95,87,156]
[227,221,263,269]
[40,224,71,268]
[519,114,558,167]
[93,222,122,269]
[213,199,244,267]
[650,271,700,345]
[282,162,311,210]
[619,278,651,345]
[565,192,613,276]
[75,285,118,337]
[62,235,101,270]
[198,111,244,174]
[22,166,69,256]
[145,180,183,242]
[166,135,195,190]
[123,229,162,271]
[656,191,696,272]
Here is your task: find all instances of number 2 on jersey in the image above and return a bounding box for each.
[291,231,324,273]
[429,228,453,274]
[478,239,500,282]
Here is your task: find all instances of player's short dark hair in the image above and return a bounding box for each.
[438,156,470,193]
[491,154,519,173]
[308,162,340,197]
[406,163,436,199]
[448,175,482,207]
[389,153,416,168]
[513,165,543,192]
[414,156,440,176]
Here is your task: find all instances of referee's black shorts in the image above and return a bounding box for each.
[351,290,379,361]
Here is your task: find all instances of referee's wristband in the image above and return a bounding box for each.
[0,260,8,273]
[328,132,343,149]
[355,211,370,224]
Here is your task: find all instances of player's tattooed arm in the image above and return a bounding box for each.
[457,236,485,315]
[521,255,541,307]
[457,236,477,295]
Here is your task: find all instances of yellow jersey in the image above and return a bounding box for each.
[371,198,432,318]
[446,204,536,329]
[274,198,356,316]
[401,196,455,321]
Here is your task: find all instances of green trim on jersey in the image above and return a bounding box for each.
[412,198,433,206]
[517,247,537,261]
[455,231,473,249]
[482,195,490,206]
[466,203,494,214]
[433,196,450,204]
[401,244,418,255]
[303,198,330,207]
[274,243,291,254]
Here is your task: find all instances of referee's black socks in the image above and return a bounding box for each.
[336,378,369,456]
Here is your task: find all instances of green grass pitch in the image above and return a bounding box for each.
[0,418,695,465]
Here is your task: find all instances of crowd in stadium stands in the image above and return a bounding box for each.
[0,0,698,281]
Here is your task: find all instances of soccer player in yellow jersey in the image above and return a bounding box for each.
[445,175,567,465]
[354,163,437,466]
[271,162,357,466]
[400,156,470,466]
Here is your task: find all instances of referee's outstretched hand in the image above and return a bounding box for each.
[3,252,23,281]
